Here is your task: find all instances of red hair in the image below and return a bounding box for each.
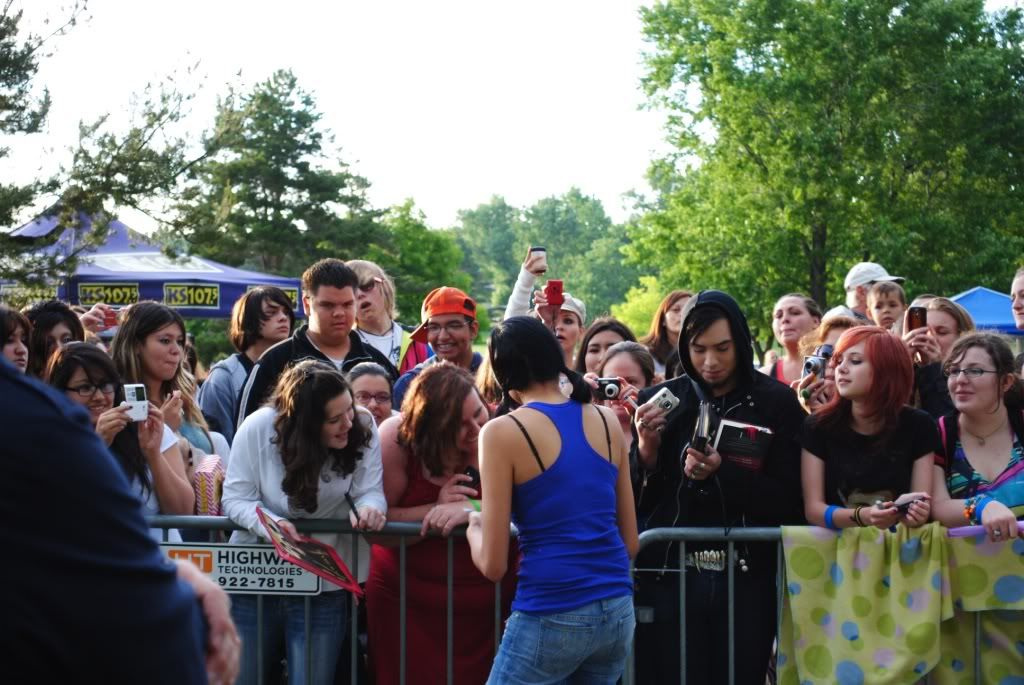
[817,326,913,434]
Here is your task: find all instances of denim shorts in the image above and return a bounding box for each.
[487,594,635,685]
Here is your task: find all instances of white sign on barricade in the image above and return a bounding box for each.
[162,543,322,595]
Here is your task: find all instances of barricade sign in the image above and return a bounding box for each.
[162,543,322,595]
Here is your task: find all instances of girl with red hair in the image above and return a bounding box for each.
[800,326,938,529]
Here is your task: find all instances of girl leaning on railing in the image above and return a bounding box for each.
[800,326,937,531]
[931,332,1023,541]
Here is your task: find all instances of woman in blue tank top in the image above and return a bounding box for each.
[467,316,639,684]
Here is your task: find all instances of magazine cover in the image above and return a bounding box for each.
[713,418,774,472]
[256,507,363,598]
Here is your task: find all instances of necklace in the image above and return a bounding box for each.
[961,416,1007,446]
[358,322,397,361]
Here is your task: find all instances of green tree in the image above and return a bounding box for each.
[632,0,1024,346]
[612,275,672,339]
[173,69,378,275]
[454,196,521,306]
[367,200,470,323]
[519,189,644,322]
[1,4,200,286]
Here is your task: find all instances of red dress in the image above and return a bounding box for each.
[366,452,517,685]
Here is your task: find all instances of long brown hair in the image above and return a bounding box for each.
[639,290,692,365]
[110,301,208,434]
[22,300,85,377]
[398,363,482,477]
[272,360,372,513]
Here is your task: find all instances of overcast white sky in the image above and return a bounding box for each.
[9,1,669,230]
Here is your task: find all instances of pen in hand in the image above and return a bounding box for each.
[345,493,361,524]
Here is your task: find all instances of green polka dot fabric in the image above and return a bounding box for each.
[778,523,1024,684]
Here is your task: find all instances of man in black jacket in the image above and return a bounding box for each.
[237,259,397,424]
[631,290,806,685]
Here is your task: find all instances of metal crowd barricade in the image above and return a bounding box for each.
[149,515,506,685]
[624,527,992,685]
[150,519,995,685]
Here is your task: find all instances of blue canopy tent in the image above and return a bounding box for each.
[3,213,304,318]
[951,286,1022,336]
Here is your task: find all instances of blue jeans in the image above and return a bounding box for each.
[487,594,635,685]
[232,591,348,685]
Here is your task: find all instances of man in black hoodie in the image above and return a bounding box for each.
[237,259,397,425]
[631,291,806,685]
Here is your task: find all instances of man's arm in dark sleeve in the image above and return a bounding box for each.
[0,370,206,684]
[718,389,807,525]
[238,351,285,424]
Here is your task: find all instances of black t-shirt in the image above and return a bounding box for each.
[800,406,939,506]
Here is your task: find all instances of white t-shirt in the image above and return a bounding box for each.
[136,425,183,543]
[357,321,402,367]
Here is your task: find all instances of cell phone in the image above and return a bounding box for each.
[463,466,481,495]
[894,498,922,514]
[691,402,713,454]
[103,307,120,329]
[543,279,564,307]
[906,306,928,331]
[893,493,927,514]
[595,377,621,400]
[529,246,548,274]
[123,384,149,422]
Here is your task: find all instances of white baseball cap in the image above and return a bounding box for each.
[844,262,904,290]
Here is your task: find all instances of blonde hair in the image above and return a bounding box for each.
[346,260,397,319]
[927,297,974,335]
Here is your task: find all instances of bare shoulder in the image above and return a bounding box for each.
[378,414,402,444]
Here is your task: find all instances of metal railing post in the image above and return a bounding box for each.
[679,541,686,685]
[350,535,359,684]
[447,535,455,685]
[727,541,735,685]
[399,537,407,685]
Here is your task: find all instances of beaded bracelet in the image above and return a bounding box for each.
[963,495,993,525]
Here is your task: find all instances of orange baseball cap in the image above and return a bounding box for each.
[410,286,477,343]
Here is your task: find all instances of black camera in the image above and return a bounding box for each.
[801,344,835,379]
[595,377,621,400]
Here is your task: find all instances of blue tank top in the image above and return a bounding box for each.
[509,401,633,614]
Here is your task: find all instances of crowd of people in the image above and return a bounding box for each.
[3,254,1023,684]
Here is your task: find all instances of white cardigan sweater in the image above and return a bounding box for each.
[223,406,387,584]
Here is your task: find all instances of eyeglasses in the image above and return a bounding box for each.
[943,367,998,379]
[67,382,116,398]
[425,321,468,335]
[358,278,382,293]
[354,392,392,405]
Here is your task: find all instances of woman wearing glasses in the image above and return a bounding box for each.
[932,333,1023,541]
[800,326,936,530]
[347,362,398,426]
[346,260,432,375]
[45,343,194,534]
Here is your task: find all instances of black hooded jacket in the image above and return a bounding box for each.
[631,291,806,574]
